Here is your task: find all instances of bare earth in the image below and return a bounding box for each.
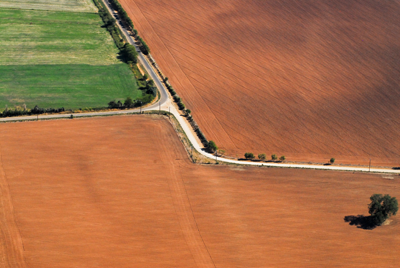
[0,116,399,267]
[120,0,400,166]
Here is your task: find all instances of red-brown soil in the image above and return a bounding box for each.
[120,0,400,166]
[0,116,399,267]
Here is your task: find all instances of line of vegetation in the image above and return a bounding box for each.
[92,0,126,49]
[162,77,208,147]
[108,0,134,30]
[137,36,150,55]
[0,105,66,118]
[92,0,156,107]
[100,0,208,148]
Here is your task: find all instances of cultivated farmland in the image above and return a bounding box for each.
[0,2,140,109]
[120,0,400,166]
[0,116,399,267]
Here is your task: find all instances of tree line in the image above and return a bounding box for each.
[0,105,66,118]
[108,0,134,30]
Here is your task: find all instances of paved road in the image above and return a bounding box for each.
[103,0,170,111]
[1,1,399,175]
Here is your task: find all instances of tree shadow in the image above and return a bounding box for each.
[344,215,378,230]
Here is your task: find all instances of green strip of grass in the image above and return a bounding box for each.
[0,0,97,13]
[0,64,141,109]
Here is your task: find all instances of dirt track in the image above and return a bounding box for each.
[0,116,399,267]
[120,0,400,166]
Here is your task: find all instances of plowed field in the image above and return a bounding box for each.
[120,0,400,166]
[0,116,399,267]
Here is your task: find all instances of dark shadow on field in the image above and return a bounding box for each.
[323,163,332,166]
[392,167,400,170]
[344,215,377,230]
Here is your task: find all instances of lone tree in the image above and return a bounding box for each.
[208,140,218,153]
[280,155,286,161]
[330,158,335,164]
[368,194,398,225]
[258,153,266,161]
[271,154,277,161]
[244,152,255,160]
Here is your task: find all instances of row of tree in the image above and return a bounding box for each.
[137,36,150,55]
[108,0,134,30]
[0,105,65,118]
[93,0,126,50]
[244,153,286,161]
[163,78,209,146]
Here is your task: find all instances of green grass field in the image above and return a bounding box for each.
[0,2,141,109]
[0,64,142,109]
[0,0,97,13]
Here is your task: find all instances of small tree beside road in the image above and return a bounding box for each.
[258,154,266,161]
[279,155,286,161]
[271,154,277,161]
[208,140,218,153]
[244,153,255,160]
[330,158,335,164]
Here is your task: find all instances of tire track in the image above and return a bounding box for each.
[158,125,216,268]
[0,145,26,268]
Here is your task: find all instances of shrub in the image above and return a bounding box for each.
[137,36,150,55]
[280,155,286,161]
[178,102,185,110]
[258,154,266,160]
[369,194,398,225]
[124,97,134,108]
[208,140,218,153]
[122,43,138,63]
[244,153,255,160]
[271,154,277,161]
[330,158,335,164]
[173,95,181,102]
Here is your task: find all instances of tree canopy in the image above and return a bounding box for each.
[122,43,138,63]
[208,140,218,153]
[368,194,398,225]
[244,152,255,160]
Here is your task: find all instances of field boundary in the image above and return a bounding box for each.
[1,109,399,174]
[1,0,399,174]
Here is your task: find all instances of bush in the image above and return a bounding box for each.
[137,36,150,55]
[124,97,134,108]
[122,43,138,63]
[258,154,266,160]
[279,155,286,161]
[369,194,398,225]
[178,102,185,110]
[244,153,255,160]
[271,154,277,161]
[330,158,335,164]
[208,140,218,153]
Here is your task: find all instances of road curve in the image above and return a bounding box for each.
[0,1,399,175]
